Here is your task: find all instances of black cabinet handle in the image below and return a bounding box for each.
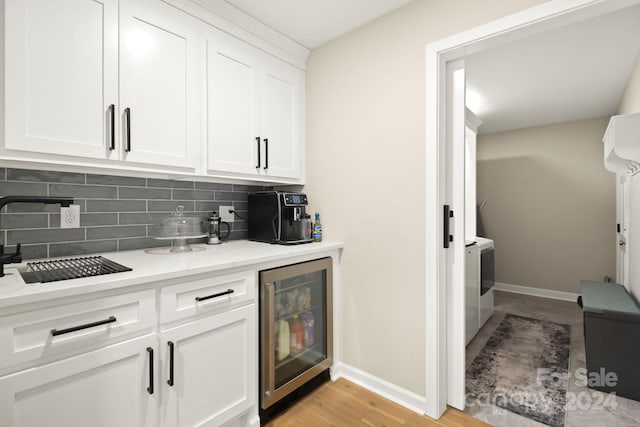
[124,107,131,152]
[443,205,453,249]
[167,341,175,387]
[108,104,115,150]
[264,138,269,170]
[147,347,154,395]
[51,316,117,336]
[195,288,234,302]
[255,136,261,169]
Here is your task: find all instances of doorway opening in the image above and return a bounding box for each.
[424,0,640,420]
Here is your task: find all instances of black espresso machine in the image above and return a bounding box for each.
[248,191,313,244]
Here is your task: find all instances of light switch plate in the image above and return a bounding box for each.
[60,205,81,228]
[220,206,234,222]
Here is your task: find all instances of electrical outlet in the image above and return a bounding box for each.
[220,206,234,223]
[60,205,81,229]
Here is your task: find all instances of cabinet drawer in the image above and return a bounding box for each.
[0,290,155,372]
[160,270,255,324]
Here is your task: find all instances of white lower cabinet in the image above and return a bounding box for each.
[0,334,159,427]
[161,304,256,427]
[0,270,258,427]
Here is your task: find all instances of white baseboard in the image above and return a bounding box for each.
[494,282,579,302]
[331,362,426,415]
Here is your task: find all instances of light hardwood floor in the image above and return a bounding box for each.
[265,378,491,427]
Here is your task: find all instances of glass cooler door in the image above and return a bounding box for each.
[260,257,333,410]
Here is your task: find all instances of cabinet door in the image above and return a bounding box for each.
[206,31,261,176]
[162,304,256,427]
[119,0,201,170]
[259,56,303,180]
[4,0,118,159]
[0,335,158,427]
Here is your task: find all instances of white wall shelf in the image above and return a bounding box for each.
[604,113,640,175]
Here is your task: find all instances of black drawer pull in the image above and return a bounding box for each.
[256,136,261,169]
[124,107,131,152]
[51,316,117,336]
[147,347,154,394]
[264,138,269,170]
[195,288,234,302]
[167,341,175,387]
[108,104,115,150]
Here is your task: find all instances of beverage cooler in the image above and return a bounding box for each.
[259,257,333,418]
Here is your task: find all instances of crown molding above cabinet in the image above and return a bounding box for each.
[162,0,310,70]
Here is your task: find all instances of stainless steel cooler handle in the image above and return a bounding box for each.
[261,281,276,407]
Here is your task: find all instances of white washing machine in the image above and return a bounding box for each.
[476,237,494,327]
[465,242,479,345]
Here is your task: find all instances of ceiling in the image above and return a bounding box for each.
[225,0,413,49]
[465,4,640,134]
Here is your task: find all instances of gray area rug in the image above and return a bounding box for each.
[466,314,571,427]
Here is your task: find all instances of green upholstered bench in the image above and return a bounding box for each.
[580,280,640,401]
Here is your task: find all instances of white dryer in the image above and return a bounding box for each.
[476,237,495,327]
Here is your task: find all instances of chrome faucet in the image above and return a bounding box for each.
[0,196,74,277]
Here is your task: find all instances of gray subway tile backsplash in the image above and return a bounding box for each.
[194,201,222,212]
[195,181,232,191]
[2,213,49,229]
[86,225,147,240]
[49,240,118,258]
[7,228,85,245]
[119,187,171,200]
[0,168,264,260]
[86,173,146,187]
[0,181,48,198]
[232,184,265,192]
[49,213,119,228]
[50,183,117,199]
[118,237,166,251]
[147,200,195,212]
[147,178,194,189]
[214,191,249,202]
[86,199,147,213]
[118,212,158,225]
[6,199,87,214]
[7,168,85,184]
[172,189,215,201]
[5,244,48,260]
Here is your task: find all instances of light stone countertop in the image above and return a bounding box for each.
[0,240,343,308]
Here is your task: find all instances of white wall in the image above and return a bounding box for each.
[617,54,640,299]
[477,118,615,294]
[305,0,549,396]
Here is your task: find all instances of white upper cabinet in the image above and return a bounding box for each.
[119,0,201,169]
[2,0,305,181]
[206,29,304,182]
[206,32,261,176]
[3,0,201,172]
[4,0,118,159]
[259,55,302,180]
